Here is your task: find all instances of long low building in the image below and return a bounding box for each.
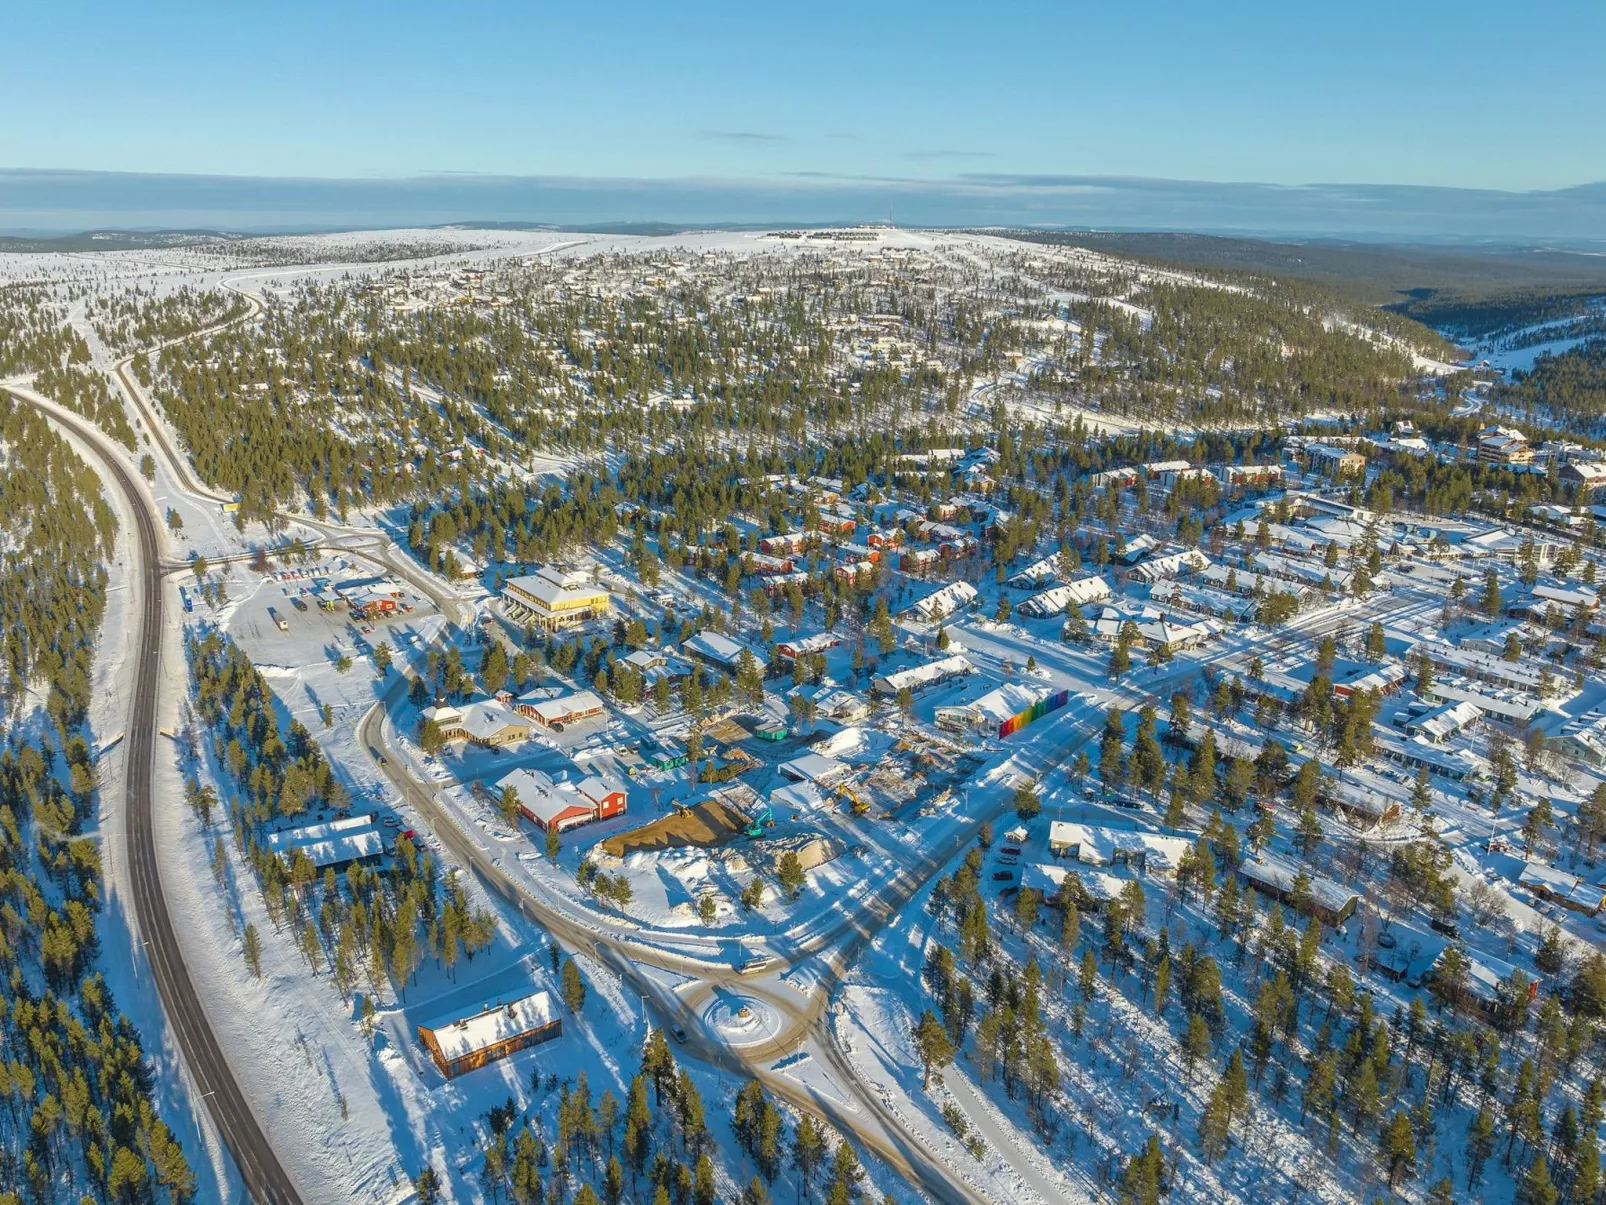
[683,630,757,672]
[1047,821,1193,874]
[1018,575,1111,617]
[515,689,606,728]
[418,989,561,1079]
[421,699,532,747]
[871,653,973,696]
[1238,852,1359,925]
[496,767,628,833]
[266,815,384,871]
[1520,862,1605,914]
[1124,549,1210,585]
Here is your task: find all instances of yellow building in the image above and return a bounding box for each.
[501,566,610,631]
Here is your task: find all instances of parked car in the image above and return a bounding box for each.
[991,870,1014,881]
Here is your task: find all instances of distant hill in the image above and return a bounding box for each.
[995,229,1606,338]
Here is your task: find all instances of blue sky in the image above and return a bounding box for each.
[3,0,1603,191]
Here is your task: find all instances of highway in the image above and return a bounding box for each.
[2,385,305,1204]
[41,270,1443,1203]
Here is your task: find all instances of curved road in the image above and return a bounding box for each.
[2,385,305,1204]
[64,265,1429,1204]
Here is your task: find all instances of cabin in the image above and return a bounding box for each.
[418,990,561,1079]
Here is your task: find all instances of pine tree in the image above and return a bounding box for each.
[1378,1110,1415,1189]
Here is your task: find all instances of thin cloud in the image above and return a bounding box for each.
[701,130,790,143]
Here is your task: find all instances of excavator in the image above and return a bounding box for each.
[835,782,870,816]
[744,804,776,838]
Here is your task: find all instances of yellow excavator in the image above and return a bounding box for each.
[836,782,870,816]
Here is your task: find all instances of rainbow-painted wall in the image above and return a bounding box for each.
[996,688,1072,738]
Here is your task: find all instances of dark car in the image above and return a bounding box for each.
[670,1024,688,1043]
[991,870,1014,881]
[1430,917,1461,938]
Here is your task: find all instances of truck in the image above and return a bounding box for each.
[267,606,289,631]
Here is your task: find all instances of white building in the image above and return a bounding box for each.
[902,580,978,621]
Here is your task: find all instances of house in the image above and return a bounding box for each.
[759,532,809,557]
[1401,700,1482,743]
[502,565,610,631]
[419,703,465,740]
[418,989,561,1079]
[1215,463,1285,489]
[1115,534,1159,565]
[1135,615,1215,652]
[267,815,384,872]
[495,767,626,833]
[619,649,689,685]
[1141,459,1193,480]
[1046,822,1194,873]
[775,633,841,661]
[683,630,756,673]
[1237,852,1358,925]
[901,580,977,621]
[1519,862,1605,915]
[458,701,532,747]
[1007,557,1061,589]
[1421,947,1536,1021]
[1018,576,1111,617]
[1124,549,1210,585]
[813,688,871,723]
[748,552,796,576]
[518,690,607,729]
[1021,862,1125,911]
[871,654,973,697]
[1332,662,1407,699]
[1553,707,1606,766]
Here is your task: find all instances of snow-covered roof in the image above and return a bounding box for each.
[778,752,849,786]
[873,654,973,694]
[963,682,1051,724]
[902,580,978,620]
[1018,576,1111,616]
[1047,822,1193,872]
[770,781,825,811]
[1238,852,1357,917]
[1007,556,1061,588]
[460,701,530,742]
[422,990,558,1064]
[504,566,608,610]
[495,767,589,826]
[268,816,384,868]
[683,630,753,667]
[527,690,605,724]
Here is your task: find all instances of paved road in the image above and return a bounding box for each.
[90,275,1432,1200]
[3,387,305,1204]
